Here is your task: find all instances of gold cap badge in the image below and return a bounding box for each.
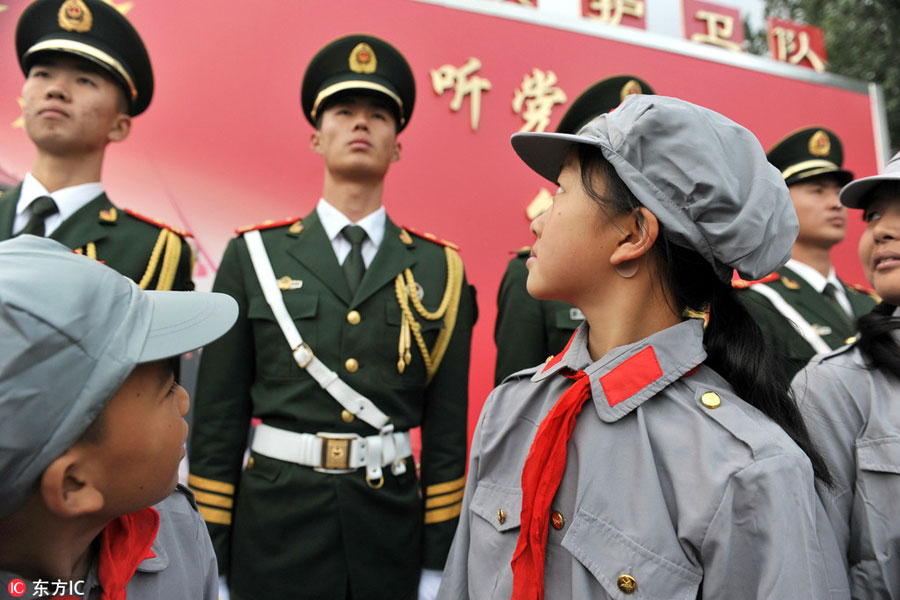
[620,79,643,101]
[349,42,377,74]
[58,0,92,33]
[809,130,831,157]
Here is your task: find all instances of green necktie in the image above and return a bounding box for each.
[341,225,367,294]
[823,282,853,331]
[18,196,59,237]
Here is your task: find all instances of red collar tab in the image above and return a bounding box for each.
[542,331,578,373]
[98,507,160,600]
[599,346,663,407]
[235,217,301,235]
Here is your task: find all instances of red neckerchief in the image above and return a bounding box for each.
[510,369,590,600]
[97,507,160,600]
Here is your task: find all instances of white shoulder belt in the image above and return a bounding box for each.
[749,283,831,354]
[243,230,408,483]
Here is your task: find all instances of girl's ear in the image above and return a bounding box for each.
[610,207,659,275]
[40,450,104,518]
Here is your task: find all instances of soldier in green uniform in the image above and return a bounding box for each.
[738,127,877,379]
[188,35,477,600]
[494,76,653,384]
[0,0,193,291]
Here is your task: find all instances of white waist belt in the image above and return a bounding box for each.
[251,423,412,487]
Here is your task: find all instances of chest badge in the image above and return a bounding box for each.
[277,276,303,291]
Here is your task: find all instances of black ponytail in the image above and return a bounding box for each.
[578,145,833,486]
[856,302,900,380]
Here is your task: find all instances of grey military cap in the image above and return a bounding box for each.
[0,235,237,518]
[840,151,900,209]
[511,94,798,282]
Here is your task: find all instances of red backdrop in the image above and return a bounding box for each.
[0,0,882,440]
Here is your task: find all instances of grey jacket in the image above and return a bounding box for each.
[793,333,900,599]
[0,485,218,599]
[438,320,849,599]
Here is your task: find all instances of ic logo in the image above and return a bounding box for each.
[7,578,25,597]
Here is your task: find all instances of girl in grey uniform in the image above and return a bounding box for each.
[792,152,900,599]
[437,95,849,599]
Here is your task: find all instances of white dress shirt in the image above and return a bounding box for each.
[786,258,853,317]
[13,172,104,236]
[315,197,385,268]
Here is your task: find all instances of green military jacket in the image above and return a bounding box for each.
[0,184,193,291]
[738,266,877,379]
[494,248,582,385]
[188,209,476,600]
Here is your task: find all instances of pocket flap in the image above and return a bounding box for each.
[857,437,900,475]
[470,481,522,532]
[562,508,701,600]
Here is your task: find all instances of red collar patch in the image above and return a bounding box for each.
[599,346,663,407]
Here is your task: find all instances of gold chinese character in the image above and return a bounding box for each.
[431,57,493,131]
[690,10,742,52]
[586,0,644,26]
[512,69,566,133]
[772,27,826,72]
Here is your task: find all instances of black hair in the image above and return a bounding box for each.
[856,304,900,378]
[577,145,834,486]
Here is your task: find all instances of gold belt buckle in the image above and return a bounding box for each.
[320,436,351,470]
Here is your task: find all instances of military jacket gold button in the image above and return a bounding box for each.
[246,456,255,470]
[701,391,721,409]
[550,510,564,530]
[341,409,355,423]
[617,574,637,594]
[345,358,359,373]
[346,310,361,325]
[497,508,506,525]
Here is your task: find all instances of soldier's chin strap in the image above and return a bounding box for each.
[244,230,405,481]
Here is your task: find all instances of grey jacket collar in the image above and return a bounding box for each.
[533,319,707,423]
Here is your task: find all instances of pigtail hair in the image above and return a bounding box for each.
[856,302,900,380]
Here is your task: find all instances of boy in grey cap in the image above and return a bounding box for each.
[0,235,237,599]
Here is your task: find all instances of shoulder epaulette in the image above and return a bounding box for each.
[731,272,779,289]
[235,217,301,235]
[402,226,460,250]
[849,283,880,300]
[124,208,192,238]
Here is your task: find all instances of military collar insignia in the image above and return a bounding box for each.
[398,229,413,245]
[809,130,831,157]
[289,220,304,235]
[781,276,801,290]
[98,207,117,223]
[349,42,377,74]
[58,0,92,33]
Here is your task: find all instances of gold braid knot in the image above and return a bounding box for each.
[393,246,464,384]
